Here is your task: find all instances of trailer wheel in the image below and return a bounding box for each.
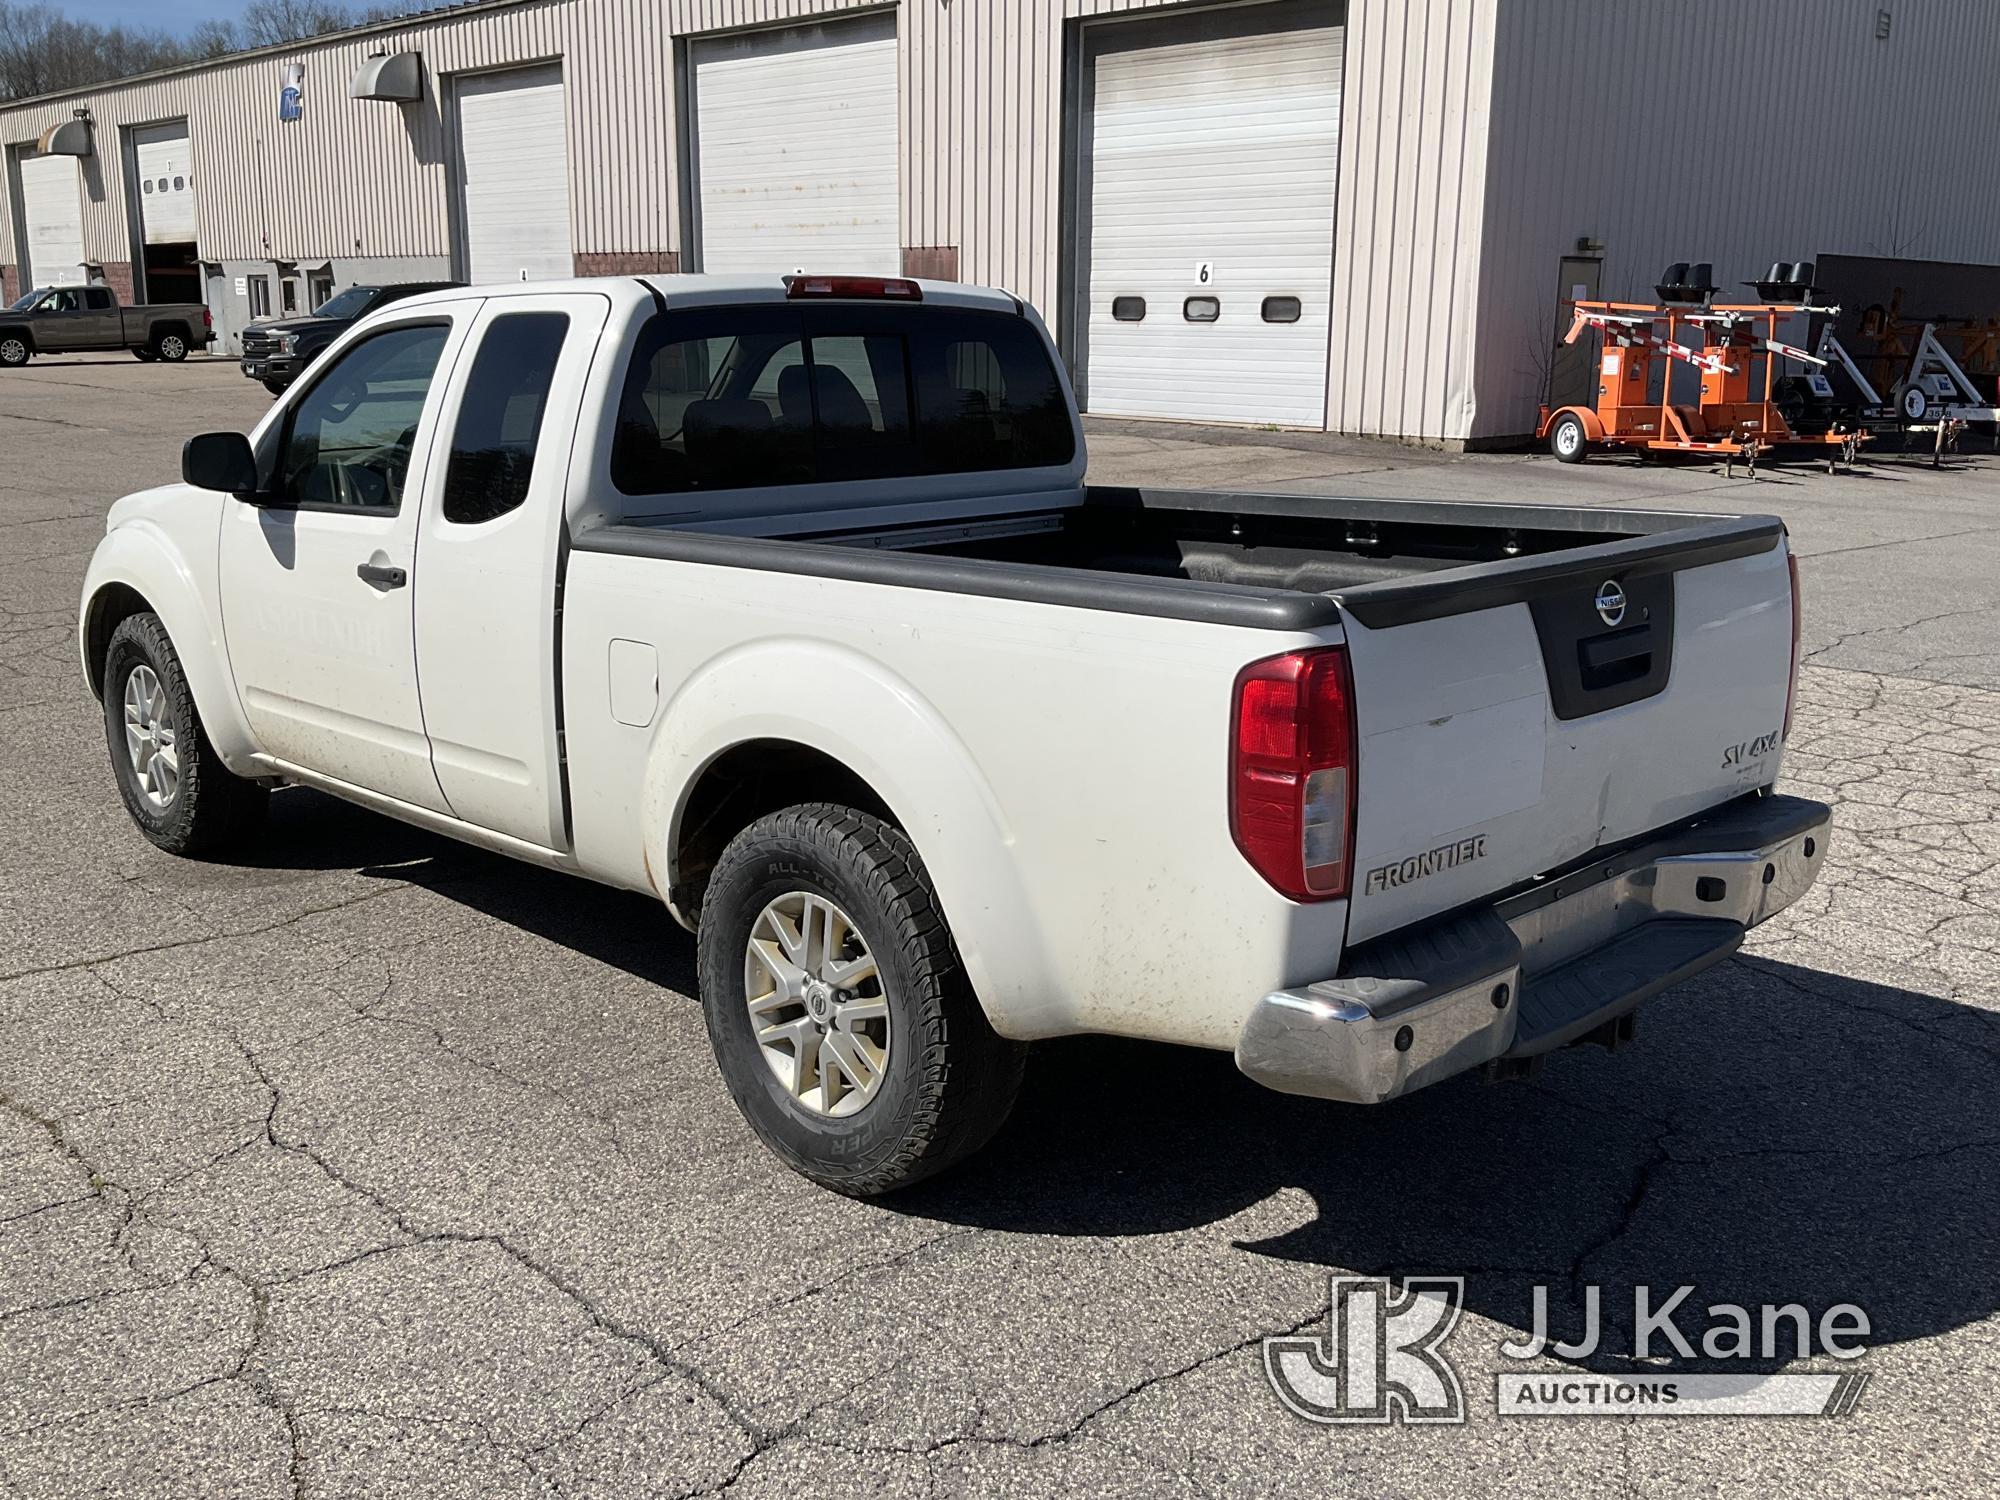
[1549,411,1591,464]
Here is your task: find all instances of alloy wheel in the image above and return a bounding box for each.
[743,892,891,1118]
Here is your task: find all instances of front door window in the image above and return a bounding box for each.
[277,323,449,512]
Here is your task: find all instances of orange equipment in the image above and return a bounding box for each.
[1536,261,1866,472]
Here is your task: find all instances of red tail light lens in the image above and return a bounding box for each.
[202,305,213,329]
[1230,648,1356,901]
[1783,551,1801,739]
[783,275,923,301]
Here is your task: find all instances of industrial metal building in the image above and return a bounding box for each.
[5,0,2000,442]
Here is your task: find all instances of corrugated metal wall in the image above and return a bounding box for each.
[16,0,1990,441]
[0,0,731,270]
[1324,0,1495,440]
[1472,0,2000,439]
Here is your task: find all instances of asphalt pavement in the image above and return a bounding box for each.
[2,354,1995,1497]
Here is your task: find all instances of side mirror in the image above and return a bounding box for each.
[182,431,262,497]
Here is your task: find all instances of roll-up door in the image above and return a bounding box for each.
[690,15,900,275]
[1079,7,1342,427]
[454,64,573,284]
[134,122,196,244]
[20,153,86,286]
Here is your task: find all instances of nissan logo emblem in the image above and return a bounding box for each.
[1595,580,1627,628]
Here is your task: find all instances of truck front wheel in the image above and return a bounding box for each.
[0,336,28,368]
[696,803,1025,1195]
[152,331,189,363]
[102,613,267,856]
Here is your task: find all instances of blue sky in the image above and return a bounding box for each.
[73,0,254,34]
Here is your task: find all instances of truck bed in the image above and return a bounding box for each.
[576,487,1783,631]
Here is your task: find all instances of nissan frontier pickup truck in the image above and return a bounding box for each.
[78,275,1829,1194]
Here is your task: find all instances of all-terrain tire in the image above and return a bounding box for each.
[102,612,267,856]
[697,803,1026,1195]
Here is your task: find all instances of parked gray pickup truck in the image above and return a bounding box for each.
[0,284,213,366]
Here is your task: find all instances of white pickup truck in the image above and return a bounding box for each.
[80,274,1830,1194]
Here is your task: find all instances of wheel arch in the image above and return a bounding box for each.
[1555,405,1607,442]
[0,322,34,354]
[642,640,1063,1039]
[79,526,258,766]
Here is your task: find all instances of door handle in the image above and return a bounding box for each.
[357,561,407,589]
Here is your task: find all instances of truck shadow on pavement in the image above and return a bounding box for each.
[311,788,1999,1371]
[908,955,2000,1370]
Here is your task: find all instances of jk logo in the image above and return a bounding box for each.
[1263,1277,1467,1425]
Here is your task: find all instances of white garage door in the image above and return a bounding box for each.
[20,153,86,286]
[691,16,899,276]
[455,64,572,284]
[1081,14,1342,427]
[133,122,196,244]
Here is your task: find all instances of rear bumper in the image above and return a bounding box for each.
[1235,794,1831,1104]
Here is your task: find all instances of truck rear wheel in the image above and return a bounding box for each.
[102,612,267,857]
[152,330,189,363]
[696,803,1025,1195]
[0,336,28,368]
[1550,411,1591,464]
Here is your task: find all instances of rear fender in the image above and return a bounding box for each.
[642,638,1062,1038]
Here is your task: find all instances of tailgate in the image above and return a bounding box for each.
[1334,520,1794,946]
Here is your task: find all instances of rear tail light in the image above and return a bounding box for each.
[1783,550,1801,739]
[783,274,922,301]
[202,305,213,329]
[1230,648,1356,901]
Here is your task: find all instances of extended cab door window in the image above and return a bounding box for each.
[442,311,572,524]
[276,323,449,511]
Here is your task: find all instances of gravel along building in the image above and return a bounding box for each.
[5,0,2000,442]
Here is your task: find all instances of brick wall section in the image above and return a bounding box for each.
[95,262,135,305]
[901,246,960,281]
[573,251,678,276]
[1,264,15,303]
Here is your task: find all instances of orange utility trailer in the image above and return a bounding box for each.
[1537,264,1865,472]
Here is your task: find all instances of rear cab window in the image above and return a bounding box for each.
[610,302,1074,498]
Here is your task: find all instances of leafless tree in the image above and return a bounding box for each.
[0,0,450,100]
[236,0,358,49]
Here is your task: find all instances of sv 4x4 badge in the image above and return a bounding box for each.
[1722,729,1781,770]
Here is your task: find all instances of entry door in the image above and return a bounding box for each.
[454,64,573,284]
[20,153,85,286]
[219,309,477,810]
[412,291,608,848]
[690,15,900,274]
[1550,255,1603,410]
[1079,6,1342,426]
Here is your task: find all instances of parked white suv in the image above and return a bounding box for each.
[79,274,1829,1192]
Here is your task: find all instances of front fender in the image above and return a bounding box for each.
[80,523,257,768]
[644,637,1063,1040]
